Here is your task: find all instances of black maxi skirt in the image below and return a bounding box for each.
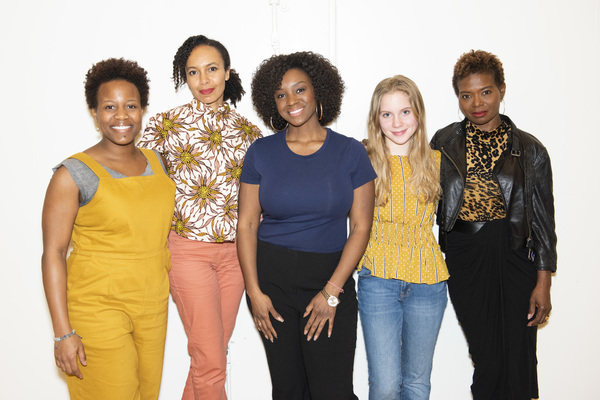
[446,219,539,400]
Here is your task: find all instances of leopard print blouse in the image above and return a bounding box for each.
[458,121,510,221]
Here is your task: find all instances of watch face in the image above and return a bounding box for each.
[327,296,340,307]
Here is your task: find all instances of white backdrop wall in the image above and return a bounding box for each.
[1,0,598,399]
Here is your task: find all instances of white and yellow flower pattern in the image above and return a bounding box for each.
[139,99,261,242]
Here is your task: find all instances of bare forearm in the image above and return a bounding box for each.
[42,253,72,337]
[536,270,552,289]
[326,225,371,294]
[236,223,262,297]
[237,183,264,298]
[325,181,375,295]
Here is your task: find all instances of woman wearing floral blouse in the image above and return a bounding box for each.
[138,35,261,400]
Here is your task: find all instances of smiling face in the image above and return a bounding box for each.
[92,79,142,147]
[274,68,319,128]
[457,72,506,132]
[378,91,418,156]
[185,45,230,110]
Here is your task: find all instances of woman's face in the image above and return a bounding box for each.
[378,91,418,156]
[185,45,230,110]
[274,68,318,128]
[457,72,505,132]
[92,79,142,147]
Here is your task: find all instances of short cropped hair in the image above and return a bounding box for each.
[452,50,505,96]
[84,58,149,109]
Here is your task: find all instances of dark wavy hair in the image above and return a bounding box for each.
[452,50,505,96]
[172,35,244,106]
[251,51,345,131]
[84,58,150,110]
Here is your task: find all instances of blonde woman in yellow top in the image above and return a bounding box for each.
[358,75,449,400]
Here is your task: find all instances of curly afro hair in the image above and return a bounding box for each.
[84,58,150,110]
[452,50,505,96]
[251,51,345,131]
[172,35,244,106]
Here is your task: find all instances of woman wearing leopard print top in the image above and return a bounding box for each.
[430,50,557,400]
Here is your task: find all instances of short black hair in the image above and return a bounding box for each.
[172,35,244,106]
[251,51,345,131]
[84,58,149,110]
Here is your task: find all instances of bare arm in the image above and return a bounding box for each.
[304,180,375,340]
[236,183,283,342]
[41,166,86,378]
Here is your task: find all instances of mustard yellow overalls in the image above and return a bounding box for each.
[65,149,175,400]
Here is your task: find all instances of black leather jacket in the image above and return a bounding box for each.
[430,115,557,272]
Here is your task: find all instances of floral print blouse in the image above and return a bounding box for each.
[138,98,262,242]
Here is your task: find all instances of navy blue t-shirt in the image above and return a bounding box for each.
[241,128,376,253]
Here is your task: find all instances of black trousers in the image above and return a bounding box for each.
[248,240,358,400]
[446,219,539,400]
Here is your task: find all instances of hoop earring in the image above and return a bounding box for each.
[457,107,464,121]
[501,99,506,115]
[270,116,288,131]
[317,101,323,121]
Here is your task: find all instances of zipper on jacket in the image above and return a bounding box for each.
[509,138,535,261]
[496,146,535,261]
[441,146,465,230]
[516,147,535,261]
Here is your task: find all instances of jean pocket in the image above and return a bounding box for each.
[358,266,373,278]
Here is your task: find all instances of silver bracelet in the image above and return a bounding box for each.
[53,329,81,349]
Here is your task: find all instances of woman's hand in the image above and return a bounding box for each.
[249,291,284,343]
[237,182,283,341]
[54,335,86,379]
[527,270,552,326]
[303,292,337,341]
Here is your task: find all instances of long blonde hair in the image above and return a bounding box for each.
[366,75,441,206]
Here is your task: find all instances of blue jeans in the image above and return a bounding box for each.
[358,267,447,400]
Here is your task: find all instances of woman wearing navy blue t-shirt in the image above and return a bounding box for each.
[237,52,376,400]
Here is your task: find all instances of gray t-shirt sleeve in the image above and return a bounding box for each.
[53,159,98,206]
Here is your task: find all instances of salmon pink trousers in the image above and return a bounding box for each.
[168,232,245,400]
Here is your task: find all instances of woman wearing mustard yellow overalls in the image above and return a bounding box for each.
[42,58,175,399]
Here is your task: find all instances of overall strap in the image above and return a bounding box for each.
[68,152,113,179]
[140,148,165,176]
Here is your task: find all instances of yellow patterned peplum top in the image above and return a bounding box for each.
[360,151,449,284]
